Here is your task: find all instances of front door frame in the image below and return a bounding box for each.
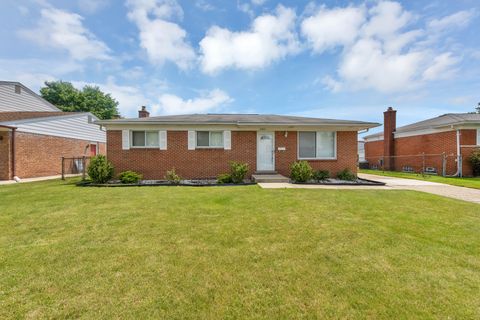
[256,131,275,172]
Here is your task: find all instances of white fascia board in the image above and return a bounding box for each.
[100,123,377,132]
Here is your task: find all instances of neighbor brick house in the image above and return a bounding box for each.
[364,107,480,176]
[97,108,379,179]
[0,81,106,180]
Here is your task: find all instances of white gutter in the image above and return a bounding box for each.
[447,127,462,177]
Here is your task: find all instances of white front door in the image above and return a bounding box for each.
[257,132,275,171]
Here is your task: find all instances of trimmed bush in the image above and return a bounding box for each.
[337,168,356,181]
[165,168,181,184]
[217,173,233,184]
[290,161,313,183]
[87,155,114,184]
[118,171,142,184]
[469,149,480,176]
[230,161,249,184]
[313,170,330,182]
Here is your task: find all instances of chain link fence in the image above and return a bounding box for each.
[61,156,91,180]
[364,153,460,177]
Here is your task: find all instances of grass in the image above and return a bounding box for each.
[0,179,479,319]
[360,169,480,189]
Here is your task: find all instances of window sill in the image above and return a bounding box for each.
[298,158,337,161]
[195,146,225,149]
[131,146,160,149]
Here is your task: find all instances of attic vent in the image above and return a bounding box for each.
[14,85,21,94]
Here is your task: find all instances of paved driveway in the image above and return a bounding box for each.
[258,173,480,204]
[359,173,480,204]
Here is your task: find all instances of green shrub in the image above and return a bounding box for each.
[313,170,330,181]
[230,161,249,184]
[290,161,313,183]
[87,155,114,184]
[118,171,142,184]
[217,173,233,184]
[469,149,480,177]
[337,168,356,181]
[165,168,181,184]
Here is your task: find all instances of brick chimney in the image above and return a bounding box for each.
[138,106,150,118]
[383,107,396,170]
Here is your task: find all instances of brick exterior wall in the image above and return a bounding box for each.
[0,131,105,180]
[364,129,478,176]
[274,131,358,177]
[0,131,11,180]
[106,130,359,179]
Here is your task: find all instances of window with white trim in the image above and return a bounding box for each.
[196,131,224,148]
[131,131,159,147]
[477,129,480,145]
[298,131,336,159]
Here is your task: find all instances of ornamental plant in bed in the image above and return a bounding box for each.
[290,161,313,183]
[87,155,114,183]
[118,171,142,184]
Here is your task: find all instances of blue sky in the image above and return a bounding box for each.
[1,0,479,135]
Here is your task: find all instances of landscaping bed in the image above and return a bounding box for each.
[293,177,385,186]
[78,179,256,187]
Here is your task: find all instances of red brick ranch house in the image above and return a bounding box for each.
[364,107,480,176]
[97,109,379,179]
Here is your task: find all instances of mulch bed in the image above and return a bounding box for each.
[77,179,256,187]
[293,178,385,186]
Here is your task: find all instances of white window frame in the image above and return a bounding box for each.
[297,131,337,160]
[477,129,480,146]
[196,130,224,148]
[130,130,159,148]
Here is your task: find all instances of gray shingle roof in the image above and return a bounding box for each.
[97,113,379,128]
[364,113,480,139]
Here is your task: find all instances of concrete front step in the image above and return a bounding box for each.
[252,173,290,183]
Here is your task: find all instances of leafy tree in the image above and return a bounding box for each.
[476,102,480,114]
[40,81,120,119]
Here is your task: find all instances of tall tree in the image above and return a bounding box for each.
[40,81,120,119]
[476,102,480,113]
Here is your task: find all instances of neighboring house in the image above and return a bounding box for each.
[364,107,480,176]
[0,81,106,180]
[96,107,379,179]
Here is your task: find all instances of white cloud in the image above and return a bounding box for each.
[422,52,459,81]
[199,5,300,73]
[195,0,215,11]
[301,6,365,53]
[78,0,110,14]
[302,1,462,93]
[126,0,195,69]
[0,58,83,91]
[251,0,267,5]
[428,10,476,31]
[73,77,151,116]
[153,89,233,114]
[18,7,110,60]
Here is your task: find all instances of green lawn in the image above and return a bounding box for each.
[1,179,479,319]
[360,169,480,189]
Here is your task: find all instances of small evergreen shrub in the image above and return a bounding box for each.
[290,161,313,183]
[87,155,114,184]
[165,168,181,184]
[118,171,142,184]
[217,173,233,184]
[313,170,330,182]
[337,168,356,181]
[469,149,480,176]
[230,161,249,184]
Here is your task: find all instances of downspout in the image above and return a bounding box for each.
[446,128,461,177]
[11,128,16,180]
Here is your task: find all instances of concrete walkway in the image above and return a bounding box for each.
[259,173,480,204]
[0,174,80,185]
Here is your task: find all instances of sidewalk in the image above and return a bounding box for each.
[0,174,80,185]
